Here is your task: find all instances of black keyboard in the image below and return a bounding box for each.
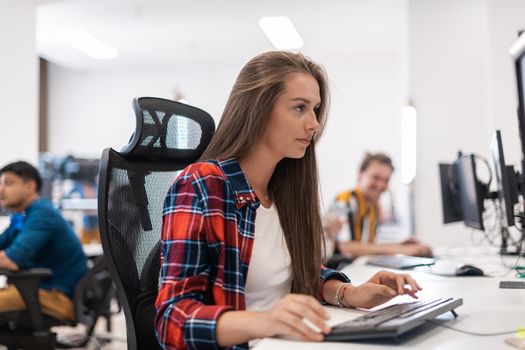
[366,255,436,269]
[325,297,463,341]
[499,281,525,289]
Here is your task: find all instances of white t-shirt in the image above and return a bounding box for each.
[244,204,292,311]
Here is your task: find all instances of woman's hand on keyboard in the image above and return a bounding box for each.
[398,243,434,258]
[343,271,422,309]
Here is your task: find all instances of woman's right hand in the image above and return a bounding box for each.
[398,243,433,258]
[257,294,332,341]
[323,215,344,239]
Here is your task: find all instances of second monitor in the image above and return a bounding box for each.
[491,130,519,227]
[439,153,487,231]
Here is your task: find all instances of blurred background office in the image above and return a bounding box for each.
[1,0,525,250]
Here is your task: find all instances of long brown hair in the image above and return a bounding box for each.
[201,51,330,296]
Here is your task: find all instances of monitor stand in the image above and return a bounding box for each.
[505,214,525,257]
[499,226,520,255]
[517,213,525,257]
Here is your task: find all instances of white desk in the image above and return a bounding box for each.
[83,243,103,258]
[254,247,525,350]
[61,198,97,212]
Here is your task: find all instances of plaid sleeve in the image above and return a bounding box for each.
[155,169,233,350]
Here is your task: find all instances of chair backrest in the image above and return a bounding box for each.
[98,97,215,350]
[72,256,113,341]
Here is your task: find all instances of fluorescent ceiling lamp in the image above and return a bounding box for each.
[57,29,118,59]
[509,31,525,58]
[401,106,417,184]
[258,16,303,49]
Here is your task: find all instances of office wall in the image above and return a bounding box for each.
[410,0,525,247]
[0,1,39,165]
[46,63,237,157]
[318,53,409,231]
[46,0,525,248]
[46,2,411,237]
[47,53,410,218]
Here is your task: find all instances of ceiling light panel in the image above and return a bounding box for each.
[57,29,118,59]
[258,16,303,49]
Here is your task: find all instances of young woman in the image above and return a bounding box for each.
[155,51,421,349]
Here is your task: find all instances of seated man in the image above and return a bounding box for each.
[325,153,432,264]
[0,161,88,321]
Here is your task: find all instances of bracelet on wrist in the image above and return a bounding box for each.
[333,283,351,307]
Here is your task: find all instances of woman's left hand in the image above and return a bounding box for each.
[343,270,422,309]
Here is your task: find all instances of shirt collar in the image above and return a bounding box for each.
[9,212,25,230]
[213,158,260,209]
[8,198,46,230]
[25,198,46,213]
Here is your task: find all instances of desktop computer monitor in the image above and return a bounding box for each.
[38,154,100,203]
[491,130,519,227]
[510,32,525,162]
[439,153,486,230]
[509,33,525,256]
[456,154,486,230]
[438,163,462,224]
[61,157,100,182]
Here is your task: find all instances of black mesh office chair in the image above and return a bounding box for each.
[98,97,215,350]
[0,255,114,350]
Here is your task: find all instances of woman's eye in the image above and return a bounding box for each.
[295,105,305,112]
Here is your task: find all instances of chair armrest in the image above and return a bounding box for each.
[0,268,52,279]
[0,268,52,333]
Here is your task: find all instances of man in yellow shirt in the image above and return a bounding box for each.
[325,153,432,263]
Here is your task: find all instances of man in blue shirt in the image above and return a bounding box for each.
[0,161,88,321]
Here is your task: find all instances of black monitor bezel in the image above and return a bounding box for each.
[438,163,462,224]
[510,32,525,160]
[456,154,485,231]
[491,130,515,227]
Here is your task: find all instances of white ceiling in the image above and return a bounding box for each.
[37,0,407,71]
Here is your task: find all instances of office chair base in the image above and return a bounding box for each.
[56,333,90,348]
[0,330,56,350]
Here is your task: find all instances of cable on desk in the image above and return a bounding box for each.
[492,253,524,278]
[427,319,519,336]
[472,199,523,252]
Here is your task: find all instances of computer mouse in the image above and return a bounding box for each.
[455,264,484,276]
